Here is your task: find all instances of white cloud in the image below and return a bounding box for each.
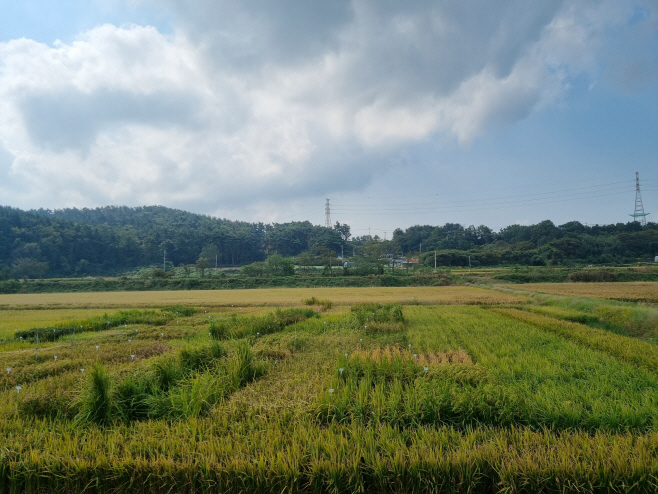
[0,1,655,217]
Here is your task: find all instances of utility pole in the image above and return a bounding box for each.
[469,256,471,272]
[434,250,436,269]
[216,255,218,269]
[163,250,166,271]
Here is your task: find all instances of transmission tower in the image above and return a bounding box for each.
[325,199,332,228]
[629,172,649,225]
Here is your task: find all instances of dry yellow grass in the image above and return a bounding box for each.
[0,286,527,309]
[512,282,658,303]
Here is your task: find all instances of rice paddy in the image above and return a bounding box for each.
[0,285,529,310]
[1,284,658,492]
[512,281,658,303]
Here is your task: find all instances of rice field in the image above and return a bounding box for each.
[0,309,118,338]
[1,285,658,492]
[513,281,658,303]
[0,285,529,310]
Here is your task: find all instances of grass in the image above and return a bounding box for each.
[2,284,658,492]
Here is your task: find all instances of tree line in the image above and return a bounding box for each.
[0,205,656,279]
[0,206,344,278]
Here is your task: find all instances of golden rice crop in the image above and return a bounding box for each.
[0,285,528,310]
[512,281,658,303]
[0,309,119,338]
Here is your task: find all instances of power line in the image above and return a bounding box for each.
[276,207,324,223]
[332,187,631,213]
[345,175,639,202]
[331,181,633,210]
[333,190,630,216]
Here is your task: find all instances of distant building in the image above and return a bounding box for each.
[392,258,419,268]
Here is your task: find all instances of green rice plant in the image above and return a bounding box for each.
[161,305,198,317]
[350,303,404,327]
[302,297,333,310]
[491,307,658,372]
[275,307,317,325]
[17,390,73,420]
[209,319,229,339]
[151,355,184,391]
[364,321,406,334]
[75,363,113,426]
[209,307,317,339]
[420,305,658,432]
[509,304,600,325]
[159,373,208,419]
[314,358,527,429]
[151,343,267,420]
[7,297,658,492]
[502,287,658,341]
[255,348,291,361]
[179,341,227,373]
[227,342,266,388]
[312,345,530,429]
[114,376,151,422]
[15,309,174,342]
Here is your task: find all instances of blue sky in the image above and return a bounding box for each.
[0,1,656,236]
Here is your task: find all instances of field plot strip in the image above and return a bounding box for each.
[491,307,658,372]
[0,286,529,309]
[405,306,658,431]
[511,281,658,303]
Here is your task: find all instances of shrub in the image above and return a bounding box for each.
[567,268,619,282]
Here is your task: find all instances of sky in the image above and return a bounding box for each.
[1,1,657,237]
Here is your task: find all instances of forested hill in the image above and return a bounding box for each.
[0,205,343,277]
[394,221,658,267]
[1,204,657,279]
[45,205,267,266]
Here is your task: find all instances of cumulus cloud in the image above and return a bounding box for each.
[0,1,655,216]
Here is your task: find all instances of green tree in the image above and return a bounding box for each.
[12,258,48,279]
[196,256,210,277]
[199,244,221,268]
[265,254,295,276]
[314,247,337,276]
[0,266,12,280]
[241,261,267,277]
[296,251,316,274]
